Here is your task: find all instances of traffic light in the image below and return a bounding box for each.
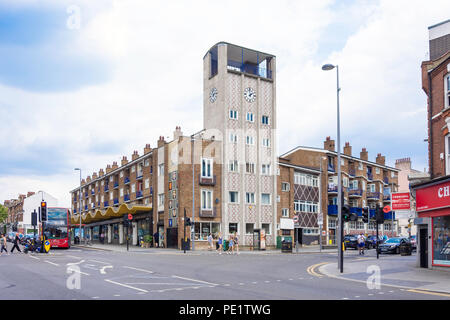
[375,204,384,224]
[362,207,369,223]
[40,201,47,221]
[341,193,351,222]
[123,214,129,227]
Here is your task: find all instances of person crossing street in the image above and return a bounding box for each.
[10,233,22,254]
[1,234,8,255]
[357,233,365,255]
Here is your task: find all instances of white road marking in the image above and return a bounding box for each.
[100,266,113,274]
[44,260,59,266]
[123,266,154,274]
[114,294,121,297]
[29,255,40,260]
[264,281,270,283]
[92,297,100,299]
[171,275,218,286]
[124,282,204,286]
[66,260,85,266]
[89,259,111,265]
[104,279,148,293]
[239,283,244,285]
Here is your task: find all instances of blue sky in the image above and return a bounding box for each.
[0,0,448,206]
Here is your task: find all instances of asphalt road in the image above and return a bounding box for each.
[0,245,447,300]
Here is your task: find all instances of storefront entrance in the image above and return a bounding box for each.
[166,227,178,249]
[419,227,428,268]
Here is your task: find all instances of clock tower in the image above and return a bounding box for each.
[202,42,277,247]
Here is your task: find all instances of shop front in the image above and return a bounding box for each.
[414,177,450,269]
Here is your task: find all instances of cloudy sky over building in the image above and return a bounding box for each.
[1,0,449,207]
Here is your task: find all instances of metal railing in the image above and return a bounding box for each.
[124,194,130,202]
[136,190,143,199]
[124,177,130,184]
[227,60,272,79]
[199,174,216,186]
[199,207,217,218]
[348,189,363,197]
[366,191,380,199]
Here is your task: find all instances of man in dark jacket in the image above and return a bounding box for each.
[153,232,159,248]
[10,233,22,253]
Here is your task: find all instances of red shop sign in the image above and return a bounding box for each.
[416,181,450,212]
[391,192,410,210]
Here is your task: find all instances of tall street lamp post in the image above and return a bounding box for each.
[74,168,82,244]
[322,63,343,273]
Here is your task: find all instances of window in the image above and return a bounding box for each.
[229,223,238,234]
[246,135,254,145]
[261,115,269,125]
[246,112,254,122]
[446,134,450,175]
[350,180,358,190]
[375,167,380,174]
[131,165,135,173]
[145,178,150,189]
[120,188,123,197]
[229,110,238,119]
[262,138,270,147]
[362,180,366,191]
[144,158,150,167]
[261,164,271,175]
[194,222,220,241]
[245,223,254,234]
[229,191,239,203]
[369,184,375,192]
[261,193,271,205]
[328,218,337,229]
[109,192,113,200]
[131,184,136,193]
[246,163,255,174]
[358,162,363,170]
[446,74,450,108]
[282,208,289,217]
[245,192,255,204]
[158,193,165,206]
[343,177,349,188]
[229,160,239,172]
[120,171,123,178]
[281,182,290,192]
[201,190,213,210]
[201,158,213,178]
[229,133,238,143]
[262,223,271,235]
[158,164,164,176]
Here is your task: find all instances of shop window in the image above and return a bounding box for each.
[229,223,238,234]
[246,223,254,234]
[432,216,450,266]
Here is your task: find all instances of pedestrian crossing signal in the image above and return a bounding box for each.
[41,201,47,221]
[362,207,369,223]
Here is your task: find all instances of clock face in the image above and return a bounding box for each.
[244,87,256,103]
[209,87,218,103]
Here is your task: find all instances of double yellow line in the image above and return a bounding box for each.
[307,262,329,278]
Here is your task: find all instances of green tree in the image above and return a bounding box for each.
[0,204,8,224]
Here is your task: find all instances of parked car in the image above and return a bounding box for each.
[365,235,378,249]
[409,235,417,251]
[377,237,412,254]
[344,235,358,250]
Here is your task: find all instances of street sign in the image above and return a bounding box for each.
[392,192,410,210]
[169,219,172,227]
[128,214,133,220]
[322,230,326,236]
[293,215,299,224]
[383,205,391,213]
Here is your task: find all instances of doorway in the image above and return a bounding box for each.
[166,227,178,249]
[419,227,428,268]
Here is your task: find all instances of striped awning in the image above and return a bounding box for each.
[69,204,152,225]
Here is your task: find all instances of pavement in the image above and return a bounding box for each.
[319,252,450,295]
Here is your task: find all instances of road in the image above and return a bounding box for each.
[0,246,448,300]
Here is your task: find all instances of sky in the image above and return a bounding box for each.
[1,0,449,208]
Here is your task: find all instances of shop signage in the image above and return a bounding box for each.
[392,192,411,210]
[416,180,450,212]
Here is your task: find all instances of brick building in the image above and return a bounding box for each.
[412,19,450,269]
[3,192,35,234]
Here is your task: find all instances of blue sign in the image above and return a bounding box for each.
[169,219,172,227]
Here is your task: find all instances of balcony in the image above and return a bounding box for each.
[348,168,356,177]
[85,192,88,198]
[124,194,130,202]
[383,194,391,201]
[113,198,119,205]
[104,185,109,192]
[327,164,335,172]
[350,207,362,216]
[73,209,77,214]
[366,192,380,200]
[124,177,130,184]
[227,59,272,79]
[199,207,217,218]
[328,204,338,215]
[136,172,143,180]
[136,190,143,199]
[150,187,153,195]
[84,205,88,211]
[348,189,363,197]
[199,174,216,186]
[104,201,109,207]
[367,173,373,181]
[113,182,118,189]
[91,190,95,195]
[383,177,389,185]
[328,185,338,193]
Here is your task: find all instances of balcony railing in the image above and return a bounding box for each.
[328,204,338,215]
[367,173,373,181]
[199,174,216,186]
[349,168,356,177]
[328,185,338,193]
[84,205,88,211]
[104,201,109,207]
[383,177,389,184]
[227,59,272,79]
[350,207,362,216]
[114,198,119,205]
[104,185,109,192]
[124,177,130,184]
[91,190,95,195]
[85,192,88,198]
[348,189,363,197]
[328,164,335,172]
[136,190,143,199]
[124,194,130,202]
[136,172,143,180]
[366,192,380,199]
[199,207,217,218]
[114,182,119,189]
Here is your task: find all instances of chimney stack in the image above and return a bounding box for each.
[324,136,335,151]
[99,169,105,177]
[86,176,91,183]
[376,153,385,166]
[158,136,165,148]
[144,144,152,154]
[106,164,112,174]
[173,126,183,141]
[121,156,129,166]
[360,148,368,161]
[343,142,352,156]
[112,161,118,170]
[92,172,98,179]
[132,150,139,161]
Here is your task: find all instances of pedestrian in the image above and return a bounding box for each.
[1,234,8,256]
[10,233,22,254]
[357,233,365,255]
[217,233,223,254]
[100,232,104,244]
[234,232,239,255]
[153,231,159,248]
[228,235,234,255]
[207,233,213,251]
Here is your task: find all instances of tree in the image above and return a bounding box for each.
[0,204,8,224]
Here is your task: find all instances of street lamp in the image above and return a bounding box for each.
[322,63,344,273]
[74,168,82,244]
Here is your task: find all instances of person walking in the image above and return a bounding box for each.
[153,231,159,248]
[1,234,9,256]
[228,235,234,255]
[10,233,22,254]
[217,233,223,254]
[357,233,365,255]
[207,233,213,251]
[234,232,239,255]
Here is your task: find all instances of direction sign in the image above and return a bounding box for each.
[392,192,410,210]
[383,205,391,213]
[128,214,133,220]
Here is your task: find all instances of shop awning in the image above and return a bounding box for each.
[69,204,152,225]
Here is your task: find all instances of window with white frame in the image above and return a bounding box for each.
[229,110,238,119]
[246,112,254,122]
[262,138,270,147]
[446,134,450,175]
[362,180,366,191]
[229,160,239,172]
[201,158,213,178]
[109,192,113,200]
[375,167,380,174]
[350,180,358,190]
[201,190,213,210]
[245,192,255,204]
[261,223,271,235]
[261,164,271,175]
[158,193,165,206]
[229,133,238,143]
[246,163,255,174]
[120,188,123,197]
[246,135,254,145]
[131,165,135,173]
[145,178,150,189]
[261,193,271,205]
[144,158,150,167]
[328,218,337,228]
[384,223,392,231]
[358,162,363,170]
[343,177,349,188]
[357,221,364,229]
[120,171,123,178]
[131,184,136,193]
[229,191,239,203]
[282,208,289,217]
[261,115,269,125]
[245,223,254,234]
[281,182,290,192]
[369,184,375,192]
[369,221,376,230]
[158,164,164,176]
[349,221,356,229]
[446,73,450,108]
[101,195,104,202]
[391,171,395,178]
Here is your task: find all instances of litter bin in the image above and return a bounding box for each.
[399,243,411,256]
[74,236,79,245]
[281,240,292,253]
[181,238,190,251]
[223,240,229,251]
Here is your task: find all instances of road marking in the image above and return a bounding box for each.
[67,260,85,266]
[89,259,111,265]
[307,262,328,278]
[29,255,40,260]
[44,260,59,266]
[100,266,113,274]
[123,266,154,274]
[172,275,218,286]
[104,279,148,293]
[92,297,100,299]
[407,289,450,298]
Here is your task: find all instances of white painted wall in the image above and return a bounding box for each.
[22,191,58,232]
